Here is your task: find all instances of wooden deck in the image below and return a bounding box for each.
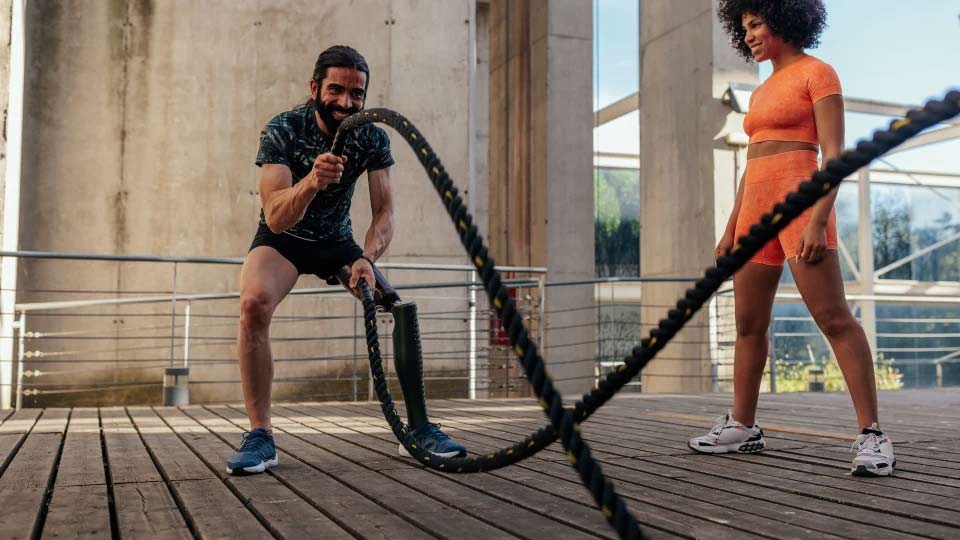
[1,389,959,539]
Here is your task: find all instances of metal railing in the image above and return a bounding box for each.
[0,250,546,409]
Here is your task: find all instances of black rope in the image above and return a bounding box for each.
[332,91,960,540]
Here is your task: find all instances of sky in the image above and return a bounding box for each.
[593,0,960,173]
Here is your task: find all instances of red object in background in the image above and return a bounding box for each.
[489,282,517,347]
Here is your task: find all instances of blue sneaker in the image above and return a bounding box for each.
[398,423,467,458]
[226,428,278,475]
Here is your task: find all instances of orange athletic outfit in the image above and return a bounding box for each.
[737,55,842,265]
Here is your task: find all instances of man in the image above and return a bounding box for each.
[227,45,466,475]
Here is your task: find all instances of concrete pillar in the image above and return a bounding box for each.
[489,0,594,396]
[638,1,757,392]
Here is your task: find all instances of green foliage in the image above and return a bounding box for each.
[595,168,640,276]
[769,356,904,393]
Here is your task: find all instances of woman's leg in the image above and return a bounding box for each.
[731,262,784,426]
[789,251,878,429]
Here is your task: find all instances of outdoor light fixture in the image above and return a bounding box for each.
[721,81,757,114]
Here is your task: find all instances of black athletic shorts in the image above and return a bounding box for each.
[249,224,363,278]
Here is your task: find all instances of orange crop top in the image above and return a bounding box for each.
[743,55,842,145]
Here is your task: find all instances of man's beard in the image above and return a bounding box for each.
[317,100,360,132]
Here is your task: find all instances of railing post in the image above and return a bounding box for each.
[468,270,477,400]
[170,262,178,366]
[768,318,777,394]
[182,302,191,368]
[15,312,25,410]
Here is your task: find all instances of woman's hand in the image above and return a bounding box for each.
[715,230,736,260]
[796,222,828,264]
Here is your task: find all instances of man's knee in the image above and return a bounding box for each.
[240,293,277,331]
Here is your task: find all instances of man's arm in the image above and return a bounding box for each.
[349,166,394,290]
[362,166,395,261]
[259,154,346,233]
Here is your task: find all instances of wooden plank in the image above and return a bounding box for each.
[41,409,111,539]
[643,455,960,539]
[127,407,215,482]
[710,451,960,509]
[0,409,41,474]
[352,402,916,538]
[50,408,105,487]
[113,482,192,540]
[100,407,193,538]
[101,407,162,484]
[323,403,871,540]
[205,404,526,540]
[285,403,775,540]
[152,406,353,540]
[123,407,275,540]
[42,485,111,539]
[0,409,70,540]
[182,407,432,540]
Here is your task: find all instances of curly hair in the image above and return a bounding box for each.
[717,0,828,62]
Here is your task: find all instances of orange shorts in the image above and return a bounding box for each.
[735,150,837,266]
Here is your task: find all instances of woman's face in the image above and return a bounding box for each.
[741,12,786,62]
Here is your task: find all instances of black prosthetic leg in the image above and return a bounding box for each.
[328,264,429,428]
[390,301,429,430]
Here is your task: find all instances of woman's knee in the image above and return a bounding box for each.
[811,305,858,338]
[735,315,770,339]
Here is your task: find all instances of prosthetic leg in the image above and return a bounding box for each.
[326,264,466,457]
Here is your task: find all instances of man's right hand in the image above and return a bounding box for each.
[307,153,347,191]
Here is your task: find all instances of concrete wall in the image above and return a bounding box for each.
[8,0,480,405]
[488,0,594,396]
[638,0,757,392]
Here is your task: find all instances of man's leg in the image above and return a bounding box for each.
[238,246,299,429]
[330,263,466,458]
[228,246,298,475]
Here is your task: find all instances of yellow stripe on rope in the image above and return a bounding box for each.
[444,190,453,200]
[410,133,418,140]
[514,345,524,356]
[772,213,783,224]
[432,166,440,176]
[421,148,427,156]
[730,243,742,253]
[458,220,467,231]
[474,256,484,267]
[494,298,502,309]
[566,451,576,464]
[602,507,613,518]
[892,117,911,130]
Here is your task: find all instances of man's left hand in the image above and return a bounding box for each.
[349,257,376,294]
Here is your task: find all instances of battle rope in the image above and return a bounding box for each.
[332,90,960,540]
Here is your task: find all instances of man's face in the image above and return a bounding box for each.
[310,66,367,134]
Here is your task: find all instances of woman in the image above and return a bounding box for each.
[688,0,895,477]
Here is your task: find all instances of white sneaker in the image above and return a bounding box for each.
[688,412,766,454]
[851,423,895,477]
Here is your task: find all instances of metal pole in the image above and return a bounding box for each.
[857,170,879,356]
[468,270,477,399]
[352,300,358,401]
[182,302,191,368]
[15,312,25,410]
[768,319,777,394]
[0,0,27,411]
[170,262,178,366]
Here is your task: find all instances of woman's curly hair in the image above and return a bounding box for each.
[717,0,828,62]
